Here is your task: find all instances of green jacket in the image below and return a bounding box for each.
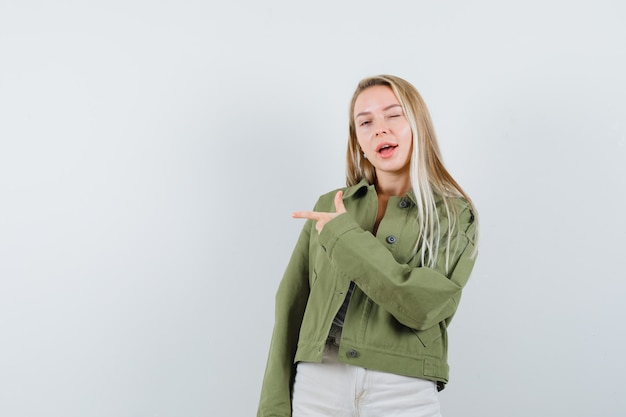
[257,180,477,417]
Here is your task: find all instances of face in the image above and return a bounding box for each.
[353,85,413,179]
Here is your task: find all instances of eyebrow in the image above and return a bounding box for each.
[355,104,402,119]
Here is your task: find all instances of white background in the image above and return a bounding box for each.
[1,1,625,416]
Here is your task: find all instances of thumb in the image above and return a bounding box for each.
[334,190,346,214]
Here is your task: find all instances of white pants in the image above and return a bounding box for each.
[292,344,442,417]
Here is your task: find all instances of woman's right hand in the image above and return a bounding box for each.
[292,191,346,234]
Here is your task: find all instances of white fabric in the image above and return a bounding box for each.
[292,344,443,417]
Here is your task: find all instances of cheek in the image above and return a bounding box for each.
[396,126,413,143]
[400,124,413,144]
[356,135,369,150]
[399,125,413,157]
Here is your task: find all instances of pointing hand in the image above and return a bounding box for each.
[292,191,346,234]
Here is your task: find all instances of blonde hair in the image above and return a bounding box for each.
[346,75,478,270]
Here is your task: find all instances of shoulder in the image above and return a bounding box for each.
[314,180,372,210]
[437,195,477,232]
[313,187,343,210]
[452,196,474,221]
[449,196,478,242]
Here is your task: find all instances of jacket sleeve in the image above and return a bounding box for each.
[257,221,312,417]
[317,203,477,331]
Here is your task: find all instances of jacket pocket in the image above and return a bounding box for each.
[412,324,442,347]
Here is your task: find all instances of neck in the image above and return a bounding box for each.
[375,173,411,197]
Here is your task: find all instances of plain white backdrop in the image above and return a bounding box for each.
[1,1,625,416]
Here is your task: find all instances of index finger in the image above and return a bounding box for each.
[292,210,324,221]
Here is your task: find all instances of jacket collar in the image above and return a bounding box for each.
[343,178,418,205]
[342,179,372,199]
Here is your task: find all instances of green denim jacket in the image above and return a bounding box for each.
[257,180,477,417]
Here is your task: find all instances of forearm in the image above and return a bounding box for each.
[318,213,476,330]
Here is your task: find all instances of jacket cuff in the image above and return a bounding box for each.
[318,213,360,258]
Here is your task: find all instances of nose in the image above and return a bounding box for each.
[373,119,388,136]
[375,127,387,136]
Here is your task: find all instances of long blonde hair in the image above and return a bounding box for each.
[346,75,478,270]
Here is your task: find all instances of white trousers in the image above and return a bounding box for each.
[292,344,443,417]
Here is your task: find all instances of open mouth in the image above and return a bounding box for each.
[377,143,398,156]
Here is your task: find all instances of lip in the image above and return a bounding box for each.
[376,142,398,158]
[376,141,398,153]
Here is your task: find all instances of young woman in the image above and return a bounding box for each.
[257,75,479,417]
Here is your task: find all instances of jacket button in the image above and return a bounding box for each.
[386,235,397,244]
[399,200,409,208]
[347,349,358,358]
